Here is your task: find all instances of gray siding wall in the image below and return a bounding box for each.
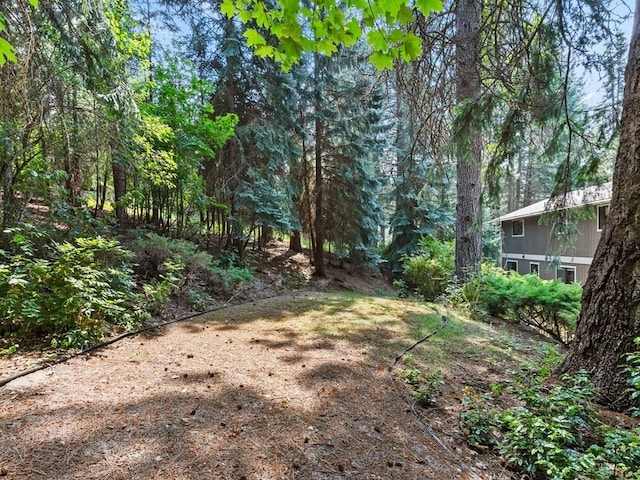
[500,205,605,284]
[502,209,601,257]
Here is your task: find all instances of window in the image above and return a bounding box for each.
[530,263,539,276]
[597,204,609,231]
[557,266,576,284]
[512,219,524,237]
[505,260,518,272]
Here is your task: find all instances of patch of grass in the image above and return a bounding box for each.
[200,293,553,377]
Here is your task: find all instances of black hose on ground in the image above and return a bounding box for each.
[0,292,295,388]
[392,315,449,366]
[388,312,485,480]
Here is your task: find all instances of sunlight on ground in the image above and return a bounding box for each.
[201,292,550,373]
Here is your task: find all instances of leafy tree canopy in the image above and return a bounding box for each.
[220,0,442,70]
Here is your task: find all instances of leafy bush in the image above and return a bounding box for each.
[0,229,147,349]
[400,238,454,301]
[129,232,253,302]
[212,261,253,293]
[142,260,185,314]
[460,360,640,479]
[465,267,581,344]
[128,232,212,281]
[460,387,500,447]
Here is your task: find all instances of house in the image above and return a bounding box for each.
[493,183,612,284]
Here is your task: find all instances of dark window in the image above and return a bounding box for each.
[597,205,609,231]
[512,219,524,237]
[558,266,576,284]
[530,263,539,276]
[506,260,518,272]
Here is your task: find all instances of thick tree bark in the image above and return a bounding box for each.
[290,229,302,252]
[454,0,483,279]
[313,53,326,277]
[558,3,640,410]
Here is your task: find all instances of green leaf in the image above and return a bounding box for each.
[281,0,300,21]
[279,37,303,62]
[400,32,422,61]
[415,0,443,14]
[388,29,405,43]
[238,10,253,23]
[316,38,338,56]
[220,0,236,18]
[367,30,388,52]
[244,28,266,47]
[255,45,276,58]
[383,0,405,20]
[344,17,362,41]
[0,38,17,65]
[28,0,39,6]
[370,50,394,70]
[252,3,269,27]
[397,4,415,25]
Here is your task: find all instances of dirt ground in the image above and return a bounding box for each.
[0,244,522,480]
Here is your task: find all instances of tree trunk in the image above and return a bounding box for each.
[111,136,128,226]
[454,0,483,279]
[290,229,302,252]
[558,3,640,410]
[68,84,82,206]
[313,53,326,277]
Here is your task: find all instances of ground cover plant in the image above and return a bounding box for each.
[460,347,640,479]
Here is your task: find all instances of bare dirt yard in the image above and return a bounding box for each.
[0,245,545,479]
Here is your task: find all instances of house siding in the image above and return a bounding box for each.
[500,205,603,284]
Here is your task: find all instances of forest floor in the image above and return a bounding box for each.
[0,242,556,479]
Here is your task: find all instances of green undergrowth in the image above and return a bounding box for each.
[0,227,149,350]
[460,347,640,480]
[0,227,254,352]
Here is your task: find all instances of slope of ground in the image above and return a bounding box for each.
[0,290,553,479]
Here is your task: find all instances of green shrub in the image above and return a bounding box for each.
[142,260,185,314]
[129,232,252,299]
[212,262,253,293]
[460,387,499,447]
[185,288,214,311]
[128,232,212,281]
[401,238,454,301]
[0,229,146,349]
[460,361,640,479]
[465,267,581,344]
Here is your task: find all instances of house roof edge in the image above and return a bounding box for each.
[489,182,612,223]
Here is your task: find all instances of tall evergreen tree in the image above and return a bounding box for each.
[453,0,483,279]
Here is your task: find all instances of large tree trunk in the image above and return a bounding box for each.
[312,53,326,277]
[111,130,128,227]
[454,0,483,279]
[290,229,302,253]
[558,3,640,410]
